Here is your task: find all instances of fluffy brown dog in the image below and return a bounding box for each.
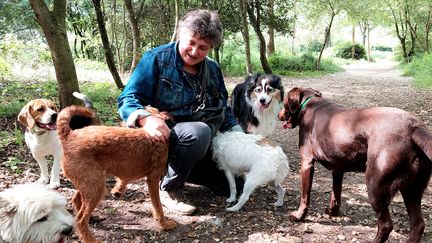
[57,104,176,243]
[278,87,432,243]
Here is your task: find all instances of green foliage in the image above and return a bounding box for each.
[220,35,262,75]
[0,124,24,147]
[75,58,108,71]
[268,52,341,75]
[2,157,24,174]
[0,80,58,116]
[0,1,37,39]
[0,56,11,78]
[335,42,366,60]
[0,34,52,67]
[0,79,122,125]
[300,40,322,53]
[80,82,122,125]
[372,45,393,52]
[403,53,432,87]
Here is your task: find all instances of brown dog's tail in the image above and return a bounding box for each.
[57,105,101,141]
[72,92,94,109]
[411,125,432,162]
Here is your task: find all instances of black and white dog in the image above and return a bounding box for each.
[231,73,284,137]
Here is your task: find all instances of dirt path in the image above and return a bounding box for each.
[2,59,432,242]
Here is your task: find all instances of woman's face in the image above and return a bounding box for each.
[178,30,212,68]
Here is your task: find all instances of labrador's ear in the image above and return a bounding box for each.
[18,102,36,129]
[310,88,322,97]
[287,87,303,114]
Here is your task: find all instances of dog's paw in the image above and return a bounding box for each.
[288,210,305,222]
[325,206,341,216]
[274,201,283,207]
[226,206,240,212]
[48,181,60,189]
[37,177,49,184]
[226,197,236,203]
[161,220,177,230]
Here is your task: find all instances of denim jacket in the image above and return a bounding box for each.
[118,42,238,132]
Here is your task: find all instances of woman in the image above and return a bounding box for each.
[118,9,243,215]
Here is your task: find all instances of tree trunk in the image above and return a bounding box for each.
[124,0,141,73]
[266,0,275,55]
[367,23,371,62]
[214,47,220,64]
[324,26,331,48]
[247,0,272,74]
[317,13,335,71]
[239,0,253,73]
[29,0,80,108]
[359,21,367,47]
[92,0,124,90]
[351,24,355,59]
[170,0,180,42]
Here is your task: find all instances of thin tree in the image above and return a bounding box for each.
[239,0,253,73]
[247,0,272,74]
[92,0,124,89]
[124,0,144,73]
[170,0,180,42]
[266,0,275,55]
[29,0,80,108]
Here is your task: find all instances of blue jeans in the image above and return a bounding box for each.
[160,121,243,196]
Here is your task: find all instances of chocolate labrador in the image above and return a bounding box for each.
[278,87,432,243]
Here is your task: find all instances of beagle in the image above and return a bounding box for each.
[18,99,62,188]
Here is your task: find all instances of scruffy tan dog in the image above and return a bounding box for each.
[56,96,176,243]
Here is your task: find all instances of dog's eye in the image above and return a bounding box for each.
[266,87,274,93]
[254,87,262,93]
[36,107,45,112]
[37,216,48,222]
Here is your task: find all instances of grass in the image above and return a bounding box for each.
[403,53,432,88]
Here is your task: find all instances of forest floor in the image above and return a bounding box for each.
[1,58,432,242]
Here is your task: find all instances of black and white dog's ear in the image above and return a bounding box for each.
[247,73,261,87]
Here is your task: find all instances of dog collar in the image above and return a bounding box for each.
[300,96,314,111]
[26,128,47,136]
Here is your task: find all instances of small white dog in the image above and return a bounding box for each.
[212,131,289,211]
[18,99,62,188]
[0,183,74,243]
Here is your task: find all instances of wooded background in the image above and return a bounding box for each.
[0,0,431,107]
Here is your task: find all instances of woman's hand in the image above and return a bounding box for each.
[138,116,170,141]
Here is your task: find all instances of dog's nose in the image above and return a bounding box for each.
[51,113,58,122]
[259,98,266,104]
[62,226,73,236]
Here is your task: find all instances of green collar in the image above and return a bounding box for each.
[300,96,314,111]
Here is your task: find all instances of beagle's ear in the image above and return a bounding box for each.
[18,102,36,129]
[287,87,302,114]
[52,102,59,112]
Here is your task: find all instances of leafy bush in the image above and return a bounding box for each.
[269,52,317,72]
[268,52,341,75]
[335,42,366,60]
[403,53,432,87]
[0,34,52,67]
[0,57,11,78]
[372,45,393,52]
[307,40,322,52]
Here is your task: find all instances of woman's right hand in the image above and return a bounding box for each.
[138,115,170,141]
